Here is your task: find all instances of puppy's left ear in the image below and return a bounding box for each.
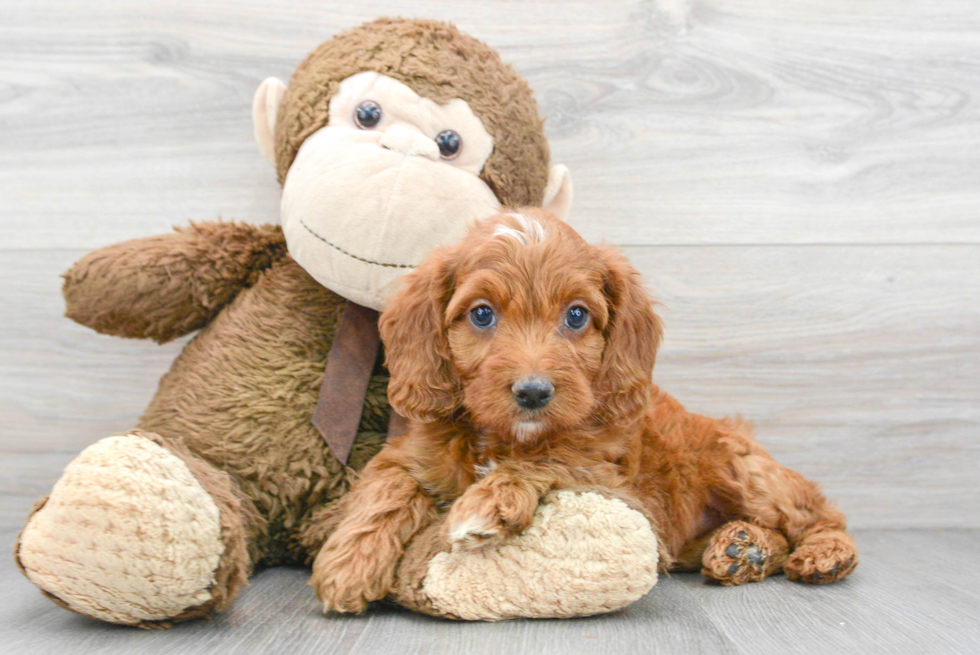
[379,247,461,422]
[594,245,663,424]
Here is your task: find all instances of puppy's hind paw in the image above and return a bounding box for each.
[702,520,789,585]
[784,532,858,584]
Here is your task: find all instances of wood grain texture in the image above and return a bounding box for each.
[2,523,978,654]
[2,0,980,248]
[0,250,188,452]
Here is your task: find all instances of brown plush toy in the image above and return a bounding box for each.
[14,18,661,625]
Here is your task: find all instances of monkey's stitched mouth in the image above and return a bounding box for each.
[299,218,416,269]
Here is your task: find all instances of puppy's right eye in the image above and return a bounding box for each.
[469,305,496,329]
[354,100,382,129]
[565,305,589,331]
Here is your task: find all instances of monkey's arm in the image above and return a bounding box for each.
[63,221,287,343]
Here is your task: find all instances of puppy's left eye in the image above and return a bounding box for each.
[470,305,496,329]
[565,306,589,331]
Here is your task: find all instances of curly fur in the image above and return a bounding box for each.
[311,209,858,612]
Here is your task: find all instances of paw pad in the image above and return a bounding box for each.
[703,523,779,586]
[718,540,767,581]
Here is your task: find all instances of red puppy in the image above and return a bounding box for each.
[312,209,858,613]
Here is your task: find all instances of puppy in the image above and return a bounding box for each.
[312,209,858,613]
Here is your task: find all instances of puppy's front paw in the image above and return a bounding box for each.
[311,568,369,614]
[445,509,505,550]
[310,541,391,614]
[444,484,537,551]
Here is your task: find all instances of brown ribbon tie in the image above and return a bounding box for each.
[312,300,408,465]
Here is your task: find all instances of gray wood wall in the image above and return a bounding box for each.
[1,0,978,530]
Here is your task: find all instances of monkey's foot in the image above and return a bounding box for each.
[702,520,789,585]
[15,433,236,626]
[392,489,660,620]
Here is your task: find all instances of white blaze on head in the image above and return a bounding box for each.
[492,213,549,246]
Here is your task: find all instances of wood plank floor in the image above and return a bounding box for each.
[2,524,978,654]
[2,460,978,654]
[4,456,977,653]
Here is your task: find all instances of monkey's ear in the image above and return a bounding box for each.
[252,77,287,167]
[542,164,574,221]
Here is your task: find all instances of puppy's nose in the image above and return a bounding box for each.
[512,377,555,410]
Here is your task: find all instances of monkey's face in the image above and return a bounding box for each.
[278,72,501,309]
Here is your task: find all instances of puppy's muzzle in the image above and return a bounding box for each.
[512,377,555,410]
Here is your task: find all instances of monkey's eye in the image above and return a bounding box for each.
[435,130,462,159]
[564,306,589,331]
[469,305,496,329]
[354,101,382,129]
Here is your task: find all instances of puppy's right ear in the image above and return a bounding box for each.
[379,248,461,422]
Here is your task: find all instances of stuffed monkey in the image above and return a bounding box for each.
[14,18,659,625]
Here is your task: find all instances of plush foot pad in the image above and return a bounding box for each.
[784,532,858,584]
[16,434,225,624]
[420,490,659,620]
[702,521,789,586]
